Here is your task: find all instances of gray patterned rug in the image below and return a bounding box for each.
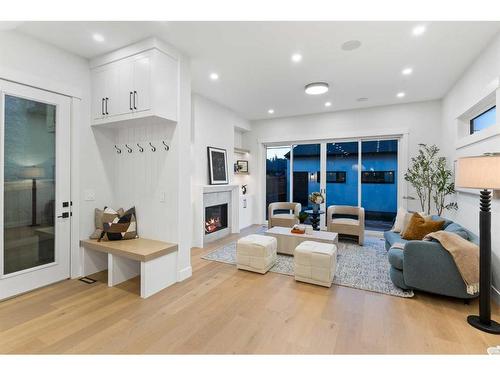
[202,232,413,298]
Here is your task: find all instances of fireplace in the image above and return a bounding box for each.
[205,203,228,235]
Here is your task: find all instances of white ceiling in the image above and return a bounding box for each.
[8,21,500,120]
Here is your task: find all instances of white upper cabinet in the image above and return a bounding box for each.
[90,45,178,126]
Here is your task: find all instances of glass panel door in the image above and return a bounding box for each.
[1,80,71,300]
[266,146,290,220]
[292,144,321,211]
[325,141,359,208]
[361,139,398,231]
[3,95,56,274]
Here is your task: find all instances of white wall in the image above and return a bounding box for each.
[244,100,443,224]
[441,33,500,298]
[191,94,251,247]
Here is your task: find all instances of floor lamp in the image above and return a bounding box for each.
[21,166,44,227]
[456,154,500,334]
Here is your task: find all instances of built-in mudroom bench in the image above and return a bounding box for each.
[80,238,178,298]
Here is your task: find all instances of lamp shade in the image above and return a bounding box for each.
[20,166,44,179]
[455,154,500,189]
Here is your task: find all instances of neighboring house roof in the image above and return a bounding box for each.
[284,140,397,159]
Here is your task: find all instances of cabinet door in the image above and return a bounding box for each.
[110,61,134,117]
[132,55,152,112]
[91,69,107,120]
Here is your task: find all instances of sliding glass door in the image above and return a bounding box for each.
[265,138,399,231]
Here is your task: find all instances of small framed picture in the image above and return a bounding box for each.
[207,147,228,185]
[236,160,249,173]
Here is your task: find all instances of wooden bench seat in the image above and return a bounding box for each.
[80,238,178,298]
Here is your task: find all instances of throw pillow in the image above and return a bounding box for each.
[391,207,407,232]
[401,213,445,240]
[89,207,124,239]
[99,206,138,241]
[444,223,469,240]
[400,212,415,237]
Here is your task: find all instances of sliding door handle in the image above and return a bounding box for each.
[57,212,70,219]
[133,91,137,110]
[105,97,109,115]
[101,98,105,115]
[129,92,133,110]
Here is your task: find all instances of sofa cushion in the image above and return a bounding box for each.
[384,231,408,246]
[431,215,453,229]
[444,223,469,240]
[388,248,404,270]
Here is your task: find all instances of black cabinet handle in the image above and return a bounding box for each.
[101,98,105,115]
[105,97,109,115]
[129,92,133,110]
[133,91,137,110]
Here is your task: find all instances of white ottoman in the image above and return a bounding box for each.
[236,234,277,274]
[294,240,337,287]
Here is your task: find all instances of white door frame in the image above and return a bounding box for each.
[0,80,72,300]
[262,131,408,225]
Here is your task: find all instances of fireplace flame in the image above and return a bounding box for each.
[205,217,222,234]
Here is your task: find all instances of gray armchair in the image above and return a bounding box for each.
[268,202,301,229]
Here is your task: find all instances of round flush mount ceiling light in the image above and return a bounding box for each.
[396,92,406,98]
[402,67,413,75]
[209,73,219,81]
[341,40,362,51]
[412,25,426,36]
[92,33,105,42]
[305,82,329,95]
[291,53,303,63]
[268,109,275,114]
[324,101,332,107]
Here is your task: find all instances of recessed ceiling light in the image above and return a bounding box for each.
[357,97,368,102]
[209,73,219,81]
[92,33,105,42]
[305,82,329,95]
[396,92,406,98]
[324,101,332,107]
[412,25,426,36]
[268,109,275,114]
[341,40,362,51]
[291,53,303,63]
[402,67,413,75]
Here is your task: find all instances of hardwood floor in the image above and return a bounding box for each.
[1,224,499,354]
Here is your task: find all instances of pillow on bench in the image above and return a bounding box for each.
[98,206,138,241]
[90,207,124,239]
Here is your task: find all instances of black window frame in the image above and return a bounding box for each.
[361,171,395,184]
[469,105,496,135]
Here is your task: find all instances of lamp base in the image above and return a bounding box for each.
[467,315,500,334]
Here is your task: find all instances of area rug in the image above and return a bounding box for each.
[202,233,414,298]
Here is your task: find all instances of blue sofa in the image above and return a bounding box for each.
[384,216,479,299]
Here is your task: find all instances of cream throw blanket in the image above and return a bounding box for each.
[423,231,479,295]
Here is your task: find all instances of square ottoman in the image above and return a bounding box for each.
[294,240,337,287]
[236,234,277,274]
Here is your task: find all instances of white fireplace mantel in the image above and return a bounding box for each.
[192,184,240,248]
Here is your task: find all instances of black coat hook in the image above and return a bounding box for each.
[125,144,133,153]
[137,143,144,152]
[149,142,156,152]
[162,141,170,151]
[114,145,122,154]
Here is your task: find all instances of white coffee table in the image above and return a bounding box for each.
[265,226,338,255]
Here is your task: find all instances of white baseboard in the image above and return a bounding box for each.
[492,285,500,306]
[177,266,192,282]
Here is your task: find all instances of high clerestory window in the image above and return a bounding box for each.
[470,106,496,134]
